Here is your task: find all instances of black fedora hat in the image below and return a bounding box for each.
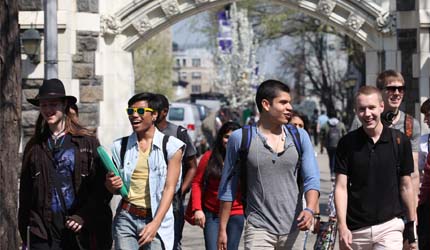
[27,78,77,106]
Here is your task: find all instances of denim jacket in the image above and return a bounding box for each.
[111,128,184,250]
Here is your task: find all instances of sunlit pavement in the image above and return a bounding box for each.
[181,150,339,250]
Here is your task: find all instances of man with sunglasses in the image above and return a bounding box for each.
[350,70,421,202]
[105,92,185,250]
[152,94,198,250]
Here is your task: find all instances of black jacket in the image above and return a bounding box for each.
[18,134,113,249]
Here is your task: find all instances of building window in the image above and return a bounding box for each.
[191,85,201,93]
[176,59,180,67]
[182,59,186,67]
[192,58,201,67]
[396,0,415,11]
[180,72,187,80]
[191,72,202,79]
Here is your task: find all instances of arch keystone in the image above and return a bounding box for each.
[346,13,365,32]
[161,0,181,17]
[133,15,152,36]
[100,14,120,36]
[376,11,396,35]
[317,0,336,16]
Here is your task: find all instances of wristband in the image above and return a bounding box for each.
[304,207,315,215]
[404,221,417,244]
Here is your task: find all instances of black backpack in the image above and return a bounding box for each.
[231,124,304,210]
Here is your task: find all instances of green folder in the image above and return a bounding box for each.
[97,146,128,198]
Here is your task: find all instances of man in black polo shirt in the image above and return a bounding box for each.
[334,86,417,250]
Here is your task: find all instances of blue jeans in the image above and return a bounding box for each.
[204,210,244,250]
[173,195,184,250]
[113,209,165,250]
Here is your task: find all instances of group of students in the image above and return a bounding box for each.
[18,71,429,250]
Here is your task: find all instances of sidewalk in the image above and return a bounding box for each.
[182,151,339,249]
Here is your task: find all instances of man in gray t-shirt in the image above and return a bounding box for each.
[218,80,320,250]
[350,70,421,207]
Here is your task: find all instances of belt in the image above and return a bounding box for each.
[121,200,151,218]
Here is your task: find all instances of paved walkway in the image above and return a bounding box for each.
[181,151,339,249]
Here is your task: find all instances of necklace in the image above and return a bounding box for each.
[50,128,66,144]
[48,128,66,152]
[48,134,66,152]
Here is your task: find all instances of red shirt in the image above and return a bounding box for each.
[191,151,243,215]
[419,153,430,205]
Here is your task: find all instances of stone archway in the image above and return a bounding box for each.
[96,0,401,145]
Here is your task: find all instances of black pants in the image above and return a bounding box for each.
[418,201,430,249]
[29,231,80,250]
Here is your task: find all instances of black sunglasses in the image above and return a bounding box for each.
[384,86,405,93]
[126,107,154,115]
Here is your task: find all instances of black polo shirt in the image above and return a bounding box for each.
[335,126,413,230]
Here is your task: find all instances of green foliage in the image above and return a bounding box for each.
[133,31,174,98]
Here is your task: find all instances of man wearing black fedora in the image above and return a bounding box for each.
[19,79,113,249]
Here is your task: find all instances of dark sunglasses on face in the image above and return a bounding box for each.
[384,86,405,93]
[223,134,230,139]
[126,107,154,116]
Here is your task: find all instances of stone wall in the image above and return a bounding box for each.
[19,0,42,11]
[21,79,43,147]
[73,31,103,129]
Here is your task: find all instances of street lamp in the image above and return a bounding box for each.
[21,28,42,64]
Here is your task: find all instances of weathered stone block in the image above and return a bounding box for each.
[77,36,98,51]
[79,103,99,113]
[73,53,84,63]
[22,110,39,128]
[19,0,42,11]
[79,112,99,127]
[73,63,94,79]
[22,79,43,88]
[77,0,99,13]
[80,85,103,102]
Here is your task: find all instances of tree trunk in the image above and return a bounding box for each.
[0,0,22,249]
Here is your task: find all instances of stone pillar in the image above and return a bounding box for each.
[418,0,430,133]
[96,34,134,147]
[365,50,381,85]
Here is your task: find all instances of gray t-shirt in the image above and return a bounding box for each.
[350,110,420,151]
[159,122,197,159]
[245,130,303,235]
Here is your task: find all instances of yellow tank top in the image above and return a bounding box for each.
[127,148,151,208]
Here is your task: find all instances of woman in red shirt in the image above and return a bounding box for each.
[191,121,243,250]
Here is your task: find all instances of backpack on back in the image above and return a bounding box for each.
[325,124,342,148]
[233,124,303,211]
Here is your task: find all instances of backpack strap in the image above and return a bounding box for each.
[162,135,169,165]
[120,136,128,167]
[390,128,402,180]
[285,124,303,191]
[239,125,252,208]
[404,114,413,139]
